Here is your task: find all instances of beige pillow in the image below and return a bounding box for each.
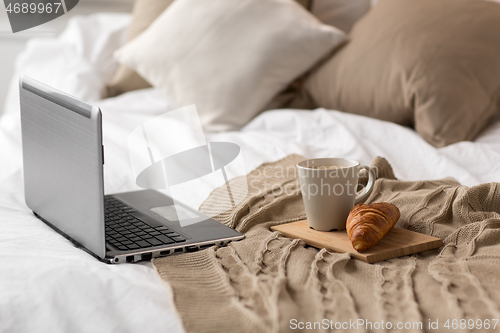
[114,0,345,131]
[104,0,175,98]
[300,0,500,147]
[312,0,371,33]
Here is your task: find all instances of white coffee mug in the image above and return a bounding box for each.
[297,158,375,231]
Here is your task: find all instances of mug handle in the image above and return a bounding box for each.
[355,165,376,205]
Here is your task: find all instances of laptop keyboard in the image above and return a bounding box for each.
[104,196,186,251]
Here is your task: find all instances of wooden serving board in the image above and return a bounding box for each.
[271,220,443,263]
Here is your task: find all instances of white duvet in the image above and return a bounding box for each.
[1,14,499,333]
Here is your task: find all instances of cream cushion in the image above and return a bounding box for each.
[114,0,345,131]
[105,0,314,98]
[104,0,175,98]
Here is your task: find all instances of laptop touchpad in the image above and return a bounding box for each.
[151,205,199,222]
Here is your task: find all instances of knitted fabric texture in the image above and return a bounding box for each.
[153,155,500,333]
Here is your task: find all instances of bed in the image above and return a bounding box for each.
[1,4,500,333]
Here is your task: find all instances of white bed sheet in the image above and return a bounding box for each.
[1,13,500,333]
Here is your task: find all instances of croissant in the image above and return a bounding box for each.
[346,203,400,252]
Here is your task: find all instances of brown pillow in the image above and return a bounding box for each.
[105,0,315,98]
[311,0,371,33]
[298,0,500,147]
[104,0,175,98]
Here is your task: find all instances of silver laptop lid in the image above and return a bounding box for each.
[20,76,106,259]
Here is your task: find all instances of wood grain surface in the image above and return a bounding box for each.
[271,220,443,263]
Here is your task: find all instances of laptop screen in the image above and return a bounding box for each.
[20,76,106,259]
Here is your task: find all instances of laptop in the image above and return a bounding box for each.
[19,75,244,264]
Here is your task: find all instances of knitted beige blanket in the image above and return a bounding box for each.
[153,155,500,333]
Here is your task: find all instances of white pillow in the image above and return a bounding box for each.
[114,0,345,131]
